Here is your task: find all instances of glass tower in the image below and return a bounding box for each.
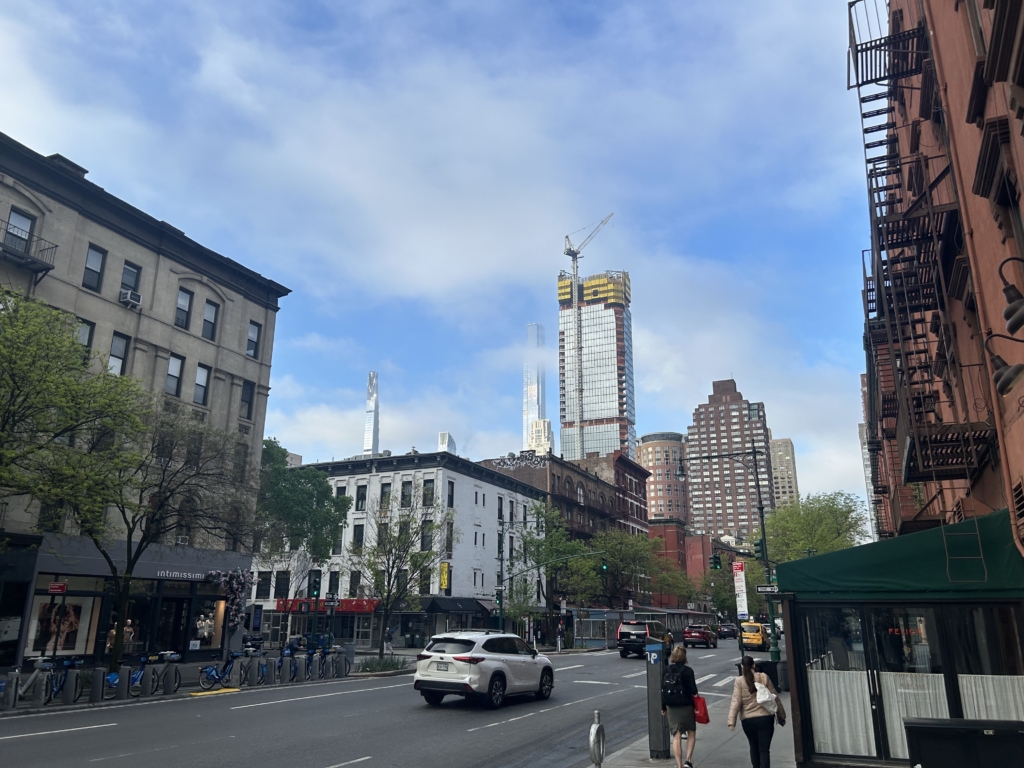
[523,323,546,450]
[557,270,636,460]
[363,371,379,456]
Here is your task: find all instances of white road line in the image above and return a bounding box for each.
[325,758,372,768]
[621,672,645,678]
[699,654,716,659]
[713,676,735,687]
[572,680,612,685]
[694,674,716,684]
[466,711,536,732]
[0,723,117,741]
[555,664,584,671]
[473,689,629,730]
[231,683,407,709]
[89,736,235,762]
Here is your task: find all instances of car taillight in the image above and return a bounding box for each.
[417,653,432,661]
[452,655,485,664]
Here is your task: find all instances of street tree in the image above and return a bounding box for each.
[0,288,148,499]
[347,482,456,658]
[649,556,695,609]
[31,402,259,668]
[590,528,663,608]
[763,491,868,564]
[253,438,350,591]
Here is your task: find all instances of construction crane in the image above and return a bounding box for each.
[564,213,613,461]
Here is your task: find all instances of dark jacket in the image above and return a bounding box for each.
[661,662,698,708]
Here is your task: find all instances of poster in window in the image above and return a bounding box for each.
[29,598,94,655]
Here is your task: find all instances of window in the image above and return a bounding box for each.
[380,482,392,507]
[240,380,255,420]
[401,480,412,508]
[447,480,455,508]
[120,262,141,293]
[445,521,454,558]
[166,354,184,397]
[4,208,34,253]
[498,496,504,520]
[348,571,361,598]
[255,571,272,600]
[482,493,486,507]
[352,523,364,550]
[328,571,340,596]
[175,288,193,329]
[202,301,218,341]
[355,486,367,511]
[76,320,94,349]
[475,491,479,505]
[474,531,478,546]
[194,364,211,406]
[273,571,290,599]
[421,520,433,551]
[423,479,435,507]
[247,321,261,358]
[332,525,344,555]
[419,572,431,595]
[83,245,105,291]
[335,485,347,498]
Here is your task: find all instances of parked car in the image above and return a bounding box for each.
[683,624,718,648]
[740,621,769,652]
[616,620,674,658]
[412,631,554,709]
[717,623,739,639]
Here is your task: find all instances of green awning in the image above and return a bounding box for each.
[776,509,1024,601]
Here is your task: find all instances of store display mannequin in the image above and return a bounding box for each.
[106,622,118,651]
[123,619,134,645]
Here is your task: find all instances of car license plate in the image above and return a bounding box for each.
[435,662,449,671]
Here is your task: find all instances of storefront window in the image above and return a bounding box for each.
[946,605,1024,720]
[800,607,875,757]
[191,599,224,649]
[162,580,192,595]
[105,598,151,657]
[0,581,28,667]
[27,595,103,657]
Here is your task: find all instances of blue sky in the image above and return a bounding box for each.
[0,1,870,495]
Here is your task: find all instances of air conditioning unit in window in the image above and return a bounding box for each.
[119,289,142,308]
[175,535,190,546]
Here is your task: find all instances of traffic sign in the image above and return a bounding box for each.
[48,582,67,595]
[324,599,340,608]
[756,585,779,594]
[324,592,338,601]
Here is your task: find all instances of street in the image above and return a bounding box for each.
[0,643,771,768]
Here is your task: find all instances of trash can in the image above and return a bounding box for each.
[905,718,1024,767]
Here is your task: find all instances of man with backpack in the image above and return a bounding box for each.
[661,645,700,768]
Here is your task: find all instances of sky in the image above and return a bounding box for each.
[0,0,870,497]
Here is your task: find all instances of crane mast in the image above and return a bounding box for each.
[563,213,613,461]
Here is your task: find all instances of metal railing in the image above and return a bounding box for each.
[1,218,58,270]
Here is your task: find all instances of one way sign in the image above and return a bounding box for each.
[756,585,779,594]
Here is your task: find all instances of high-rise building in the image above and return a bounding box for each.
[438,431,457,454]
[526,419,554,454]
[684,380,775,538]
[363,371,379,456]
[638,432,688,520]
[523,323,546,450]
[769,438,799,508]
[557,270,635,460]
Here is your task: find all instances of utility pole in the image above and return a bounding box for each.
[563,214,613,460]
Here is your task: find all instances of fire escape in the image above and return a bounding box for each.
[851,2,995,536]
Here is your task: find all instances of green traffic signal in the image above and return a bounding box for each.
[753,540,765,560]
[601,558,608,572]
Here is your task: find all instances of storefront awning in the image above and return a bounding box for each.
[477,600,499,613]
[777,509,1024,601]
[420,597,487,613]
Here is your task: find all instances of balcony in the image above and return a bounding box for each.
[1,218,58,282]
[897,398,994,484]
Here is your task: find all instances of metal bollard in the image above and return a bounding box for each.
[163,664,176,695]
[246,659,257,687]
[140,667,153,698]
[589,710,606,767]
[116,666,131,700]
[61,669,79,705]
[311,655,321,681]
[1,672,19,710]
[90,667,105,702]
[32,671,47,706]
[228,659,240,688]
[266,656,278,687]
[296,656,307,684]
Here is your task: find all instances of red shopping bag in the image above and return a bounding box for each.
[693,695,710,725]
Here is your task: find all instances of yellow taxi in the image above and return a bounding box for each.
[740,622,769,652]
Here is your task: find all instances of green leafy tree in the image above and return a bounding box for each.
[649,556,696,608]
[347,482,455,658]
[763,491,868,564]
[590,528,663,608]
[696,565,765,622]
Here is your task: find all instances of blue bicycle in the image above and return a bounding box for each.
[198,651,244,689]
[0,657,83,704]
[104,653,180,698]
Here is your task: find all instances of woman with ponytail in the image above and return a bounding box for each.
[727,656,786,768]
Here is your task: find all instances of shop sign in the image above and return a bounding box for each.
[48,582,68,595]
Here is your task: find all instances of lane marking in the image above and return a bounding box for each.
[699,654,716,659]
[325,758,372,768]
[231,683,407,709]
[621,672,645,678]
[713,676,734,687]
[555,664,584,672]
[572,680,612,685]
[694,674,716,684]
[89,735,235,762]
[0,723,117,741]
[471,688,630,730]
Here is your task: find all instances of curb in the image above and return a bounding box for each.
[189,687,240,696]
[348,668,415,678]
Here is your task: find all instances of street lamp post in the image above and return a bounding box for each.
[677,448,781,662]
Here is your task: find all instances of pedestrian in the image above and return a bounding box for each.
[727,656,786,768]
[384,626,394,654]
[557,621,565,653]
[660,645,699,768]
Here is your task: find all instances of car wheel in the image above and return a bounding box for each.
[619,649,628,658]
[486,675,506,709]
[713,640,718,648]
[423,692,445,707]
[536,669,553,701]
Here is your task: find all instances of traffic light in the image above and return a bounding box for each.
[753,540,765,560]
[495,586,503,606]
[709,553,721,570]
[308,570,322,599]
[601,558,608,572]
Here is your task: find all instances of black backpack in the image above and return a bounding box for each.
[661,665,690,707]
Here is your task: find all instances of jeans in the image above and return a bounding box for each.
[741,715,775,768]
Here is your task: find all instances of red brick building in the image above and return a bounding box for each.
[647,516,714,612]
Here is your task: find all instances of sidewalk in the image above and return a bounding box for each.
[601,693,795,768]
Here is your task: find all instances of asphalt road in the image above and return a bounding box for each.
[0,641,776,768]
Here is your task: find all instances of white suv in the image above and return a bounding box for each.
[413,631,554,708]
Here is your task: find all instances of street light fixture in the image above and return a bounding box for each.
[984,333,1024,397]
[998,257,1024,335]
[676,448,780,663]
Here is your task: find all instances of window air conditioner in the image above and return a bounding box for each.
[175,535,190,546]
[119,290,142,308]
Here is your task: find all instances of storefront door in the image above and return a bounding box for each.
[356,616,372,646]
[156,598,190,654]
